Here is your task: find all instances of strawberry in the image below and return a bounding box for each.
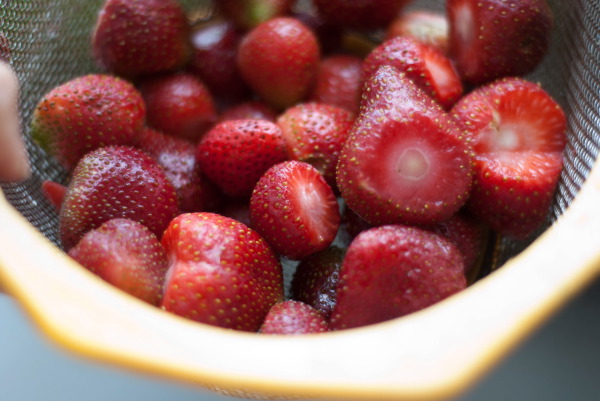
[237,17,320,110]
[362,36,463,109]
[329,225,467,330]
[217,0,293,31]
[68,218,168,305]
[219,101,278,123]
[451,77,567,239]
[92,0,191,78]
[250,160,340,260]
[291,11,343,55]
[196,119,287,198]
[447,0,553,85]
[134,127,220,213]
[386,10,449,54]
[139,73,217,142]
[188,21,250,103]
[428,211,487,282]
[219,198,252,227]
[290,246,344,321]
[161,212,284,332]
[30,74,145,171]
[337,65,473,227]
[312,0,412,31]
[259,300,329,334]
[310,55,363,115]
[59,146,180,250]
[41,180,67,213]
[276,102,354,190]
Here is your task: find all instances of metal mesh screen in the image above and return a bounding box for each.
[0,0,598,270]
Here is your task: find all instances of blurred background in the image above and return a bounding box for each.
[2,275,600,401]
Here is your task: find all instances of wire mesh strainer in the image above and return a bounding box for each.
[0,0,599,400]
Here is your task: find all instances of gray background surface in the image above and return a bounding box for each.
[2,276,600,401]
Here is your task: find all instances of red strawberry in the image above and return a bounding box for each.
[428,211,488,282]
[161,212,284,332]
[337,65,472,227]
[276,102,354,190]
[447,0,553,85]
[451,77,567,239]
[313,0,412,31]
[237,17,320,110]
[92,0,191,78]
[139,73,217,142]
[59,146,180,250]
[68,218,168,305]
[196,119,287,198]
[41,180,67,213]
[310,55,363,115]
[250,160,340,260]
[259,300,329,334]
[219,101,278,123]
[134,127,220,213]
[188,21,250,103]
[386,10,449,54]
[219,198,252,227]
[329,225,466,330]
[362,36,463,109]
[217,0,293,31]
[290,246,344,321]
[291,11,343,55]
[30,74,146,171]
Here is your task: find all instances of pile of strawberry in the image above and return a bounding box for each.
[32,0,565,334]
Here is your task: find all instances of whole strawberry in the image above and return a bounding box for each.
[250,161,340,260]
[451,77,566,239]
[219,101,278,123]
[140,73,217,142]
[59,146,180,250]
[196,119,287,198]
[68,218,168,306]
[276,102,354,190]
[218,0,293,31]
[161,213,284,332]
[259,300,329,335]
[134,127,220,213]
[313,0,412,31]
[92,0,191,78]
[31,74,146,171]
[237,17,320,110]
[330,225,466,330]
[337,65,472,227]
[447,0,553,85]
[310,55,363,115]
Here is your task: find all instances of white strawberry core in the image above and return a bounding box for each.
[396,147,430,181]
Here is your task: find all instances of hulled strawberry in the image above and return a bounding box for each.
[41,180,67,213]
[276,102,354,190]
[386,10,449,54]
[68,218,168,305]
[310,55,363,115]
[290,246,344,321]
[237,17,320,110]
[250,161,340,260]
[196,119,287,198]
[330,225,466,330]
[219,101,278,123]
[139,73,217,142]
[451,77,566,239]
[447,0,553,85]
[92,0,191,78]
[362,36,463,109]
[259,300,329,334]
[188,21,250,103]
[30,74,145,171]
[217,0,293,31]
[313,0,412,31]
[134,127,220,213]
[337,65,472,227]
[161,212,284,332]
[59,146,180,250]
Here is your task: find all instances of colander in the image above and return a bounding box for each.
[1,0,599,400]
